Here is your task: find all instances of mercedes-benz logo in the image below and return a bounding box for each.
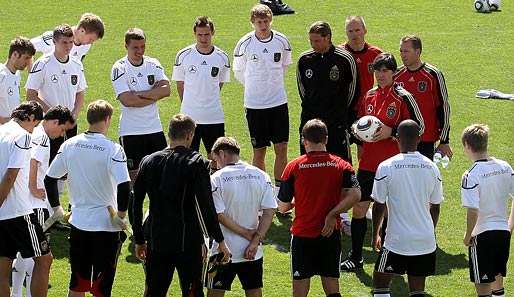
[51,74,58,83]
[130,77,137,85]
[188,65,197,73]
[7,87,14,96]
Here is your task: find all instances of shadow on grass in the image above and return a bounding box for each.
[49,228,69,260]
[125,237,142,264]
[266,217,468,296]
[265,213,293,253]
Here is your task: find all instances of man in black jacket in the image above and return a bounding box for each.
[296,21,359,162]
[132,114,230,297]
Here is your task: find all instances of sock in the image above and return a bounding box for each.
[340,212,351,221]
[11,254,28,297]
[373,288,391,297]
[478,295,492,297]
[409,291,426,297]
[492,288,505,297]
[351,217,367,260]
[25,259,35,297]
[326,294,342,297]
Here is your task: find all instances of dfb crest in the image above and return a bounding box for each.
[211,67,219,77]
[329,65,339,81]
[274,53,281,62]
[418,81,427,92]
[147,75,155,85]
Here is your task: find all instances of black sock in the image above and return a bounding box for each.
[409,292,425,297]
[351,217,367,260]
[478,295,492,297]
[492,288,505,296]
[326,294,342,297]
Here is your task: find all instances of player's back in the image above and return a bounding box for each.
[461,158,513,235]
[374,152,442,255]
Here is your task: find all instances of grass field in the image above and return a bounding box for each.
[1,0,513,296]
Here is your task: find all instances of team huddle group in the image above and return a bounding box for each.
[0,3,512,297]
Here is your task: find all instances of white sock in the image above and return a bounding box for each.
[374,294,391,297]
[11,254,27,297]
[340,212,351,221]
[25,259,35,297]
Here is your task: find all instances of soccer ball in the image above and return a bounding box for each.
[352,115,382,142]
[489,0,501,10]
[474,0,491,12]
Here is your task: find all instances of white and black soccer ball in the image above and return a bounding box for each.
[474,0,491,12]
[489,0,501,11]
[352,115,382,142]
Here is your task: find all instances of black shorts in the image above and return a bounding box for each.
[417,141,435,160]
[291,232,341,280]
[358,169,375,202]
[191,123,224,154]
[145,244,204,297]
[50,125,78,163]
[245,103,289,148]
[300,122,351,162]
[0,213,51,259]
[206,257,263,291]
[374,248,436,276]
[119,131,167,170]
[69,225,125,296]
[469,230,510,284]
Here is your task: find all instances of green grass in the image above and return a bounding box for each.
[1,0,513,295]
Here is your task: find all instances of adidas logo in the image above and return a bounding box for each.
[408,77,415,82]
[293,271,300,277]
[385,265,393,271]
[482,274,488,280]
[201,61,207,65]
[263,48,268,53]
[214,281,223,287]
[356,58,361,63]
[137,72,143,77]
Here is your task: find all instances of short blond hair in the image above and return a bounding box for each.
[78,13,104,39]
[251,4,273,22]
[345,16,366,30]
[86,100,113,125]
[462,124,489,153]
[212,137,240,155]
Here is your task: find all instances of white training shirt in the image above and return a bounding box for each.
[25,53,87,111]
[46,132,130,232]
[111,55,168,136]
[0,64,21,119]
[372,152,443,256]
[30,124,50,209]
[210,161,277,263]
[172,45,230,124]
[0,120,32,220]
[461,158,514,237]
[233,30,292,109]
[31,31,91,61]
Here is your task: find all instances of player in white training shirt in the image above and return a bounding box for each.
[0,102,53,297]
[30,13,104,62]
[207,137,276,297]
[461,124,514,297]
[0,37,35,124]
[26,24,87,166]
[233,4,292,190]
[172,16,230,159]
[45,100,130,297]
[111,28,170,225]
[10,106,74,297]
[371,120,443,297]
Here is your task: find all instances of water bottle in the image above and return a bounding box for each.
[433,151,449,169]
